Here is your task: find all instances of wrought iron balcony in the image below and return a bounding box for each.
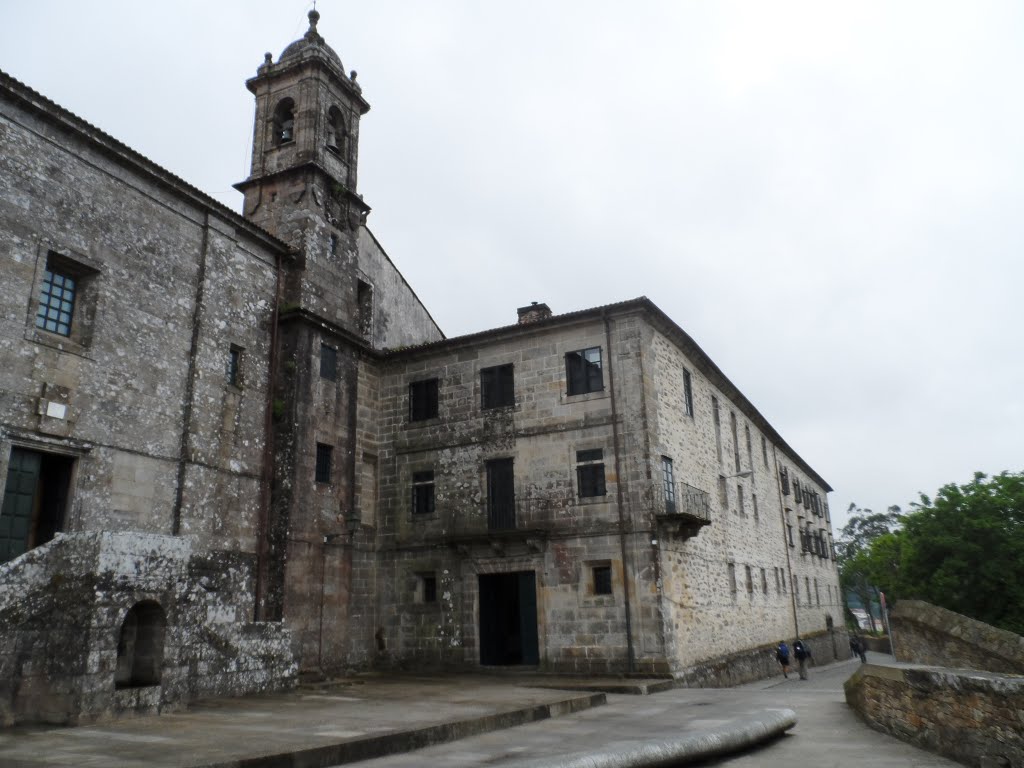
[650,480,712,539]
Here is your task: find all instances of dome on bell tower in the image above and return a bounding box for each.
[278,10,345,73]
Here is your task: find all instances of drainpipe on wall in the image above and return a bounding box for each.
[771,443,800,640]
[172,212,211,536]
[604,312,636,674]
[255,249,283,621]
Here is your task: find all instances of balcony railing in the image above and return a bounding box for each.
[397,481,713,547]
[650,480,712,538]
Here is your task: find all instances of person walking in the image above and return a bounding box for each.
[850,635,867,663]
[775,640,791,678]
[793,639,810,680]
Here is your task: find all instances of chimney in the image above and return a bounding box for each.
[517,301,552,325]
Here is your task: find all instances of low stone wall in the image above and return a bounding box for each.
[891,600,1024,674]
[862,635,891,654]
[845,664,1024,768]
[0,532,297,726]
[676,627,849,687]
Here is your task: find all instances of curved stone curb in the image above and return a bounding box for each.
[500,708,798,768]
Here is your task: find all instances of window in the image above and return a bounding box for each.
[661,456,675,512]
[762,435,769,467]
[774,567,781,593]
[780,466,791,495]
[320,344,337,381]
[481,364,515,409]
[227,345,243,387]
[805,576,812,606]
[737,484,745,516]
[712,397,722,463]
[315,443,333,483]
[745,425,753,471]
[273,98,295,145]
[565,347,603,395]
[593,565,612,596]
[728,562,737,593]
[745,565,753,594]
[730,411,740,472]
[761,568,768,594]
[486,458,515,530]
[329,233,339,256]
[419,573,437,603]
[717,476,728,509]
[412,470,435,516]
[36,267,77,337]
[682,368,694,417]
[815,578,820,607]
[326,105,348,156]
[576,449,606,498]
[752,492,759,520]
[793,574,799,598]
[787,524,795,547]
[793,479,803,505]
[409,378,439,421]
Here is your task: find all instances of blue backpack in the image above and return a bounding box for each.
[777,642,789,659]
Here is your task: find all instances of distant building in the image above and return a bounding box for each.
[0,12,843,725]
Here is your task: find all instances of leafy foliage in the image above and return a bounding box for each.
[842,472,1024,636]
[891,472,1024,635]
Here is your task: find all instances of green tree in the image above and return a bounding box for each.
[895,471,1024,634]
[836,504,902,633]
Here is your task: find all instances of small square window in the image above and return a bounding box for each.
[315,443,333,483]
[320,344,338,381]
[227,345,243,387]
[576,449,606,498]
[565,347,603,395]
[412,470,435,516]
[593,565,612,596]
[409,378,439,421]
[481,364,515,409]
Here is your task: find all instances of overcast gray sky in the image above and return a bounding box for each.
[3,1,1021,531]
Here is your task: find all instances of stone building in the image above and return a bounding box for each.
[0,12,842,724]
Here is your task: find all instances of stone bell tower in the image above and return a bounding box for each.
[235,9,371,328]
[235,12,377,672]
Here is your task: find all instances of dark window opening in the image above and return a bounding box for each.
[0,448,73,563]
[780,466,791,495]
[565,347,603,395]
[326,105,348,157]
[315,443,333,484]
[115,601,166,689]
[412,470,435,516]
[421,573,437,603]
[227,345,243,387]
[682,368,694,417]
[480,364,515,409]
[409,379,439,421]
[730,411,740,472]
[273,98,295,145]
[320,344,338,381]
[593,565,612,596]
[486,458,515,530]
[712,397,722,463]
[576,449,606,498]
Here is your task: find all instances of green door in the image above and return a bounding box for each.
[0,449,42,563]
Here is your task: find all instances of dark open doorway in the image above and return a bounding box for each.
[478,571,538,666]
[0,447,74,563]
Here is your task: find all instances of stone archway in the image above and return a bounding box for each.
[115,600,166,688]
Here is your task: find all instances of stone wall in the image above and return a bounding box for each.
[845,664,1024,768]
[891,600,1024,674]
[0,532,296,726]
[647,324,843,674]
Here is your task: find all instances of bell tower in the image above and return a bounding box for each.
[235,9,370,262]
[236,12,378,670]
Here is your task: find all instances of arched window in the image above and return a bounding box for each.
[326,106,348,158]
[114,601,166,688]
[273,98,296,146]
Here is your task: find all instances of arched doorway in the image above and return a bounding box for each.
[115,601,166,688]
